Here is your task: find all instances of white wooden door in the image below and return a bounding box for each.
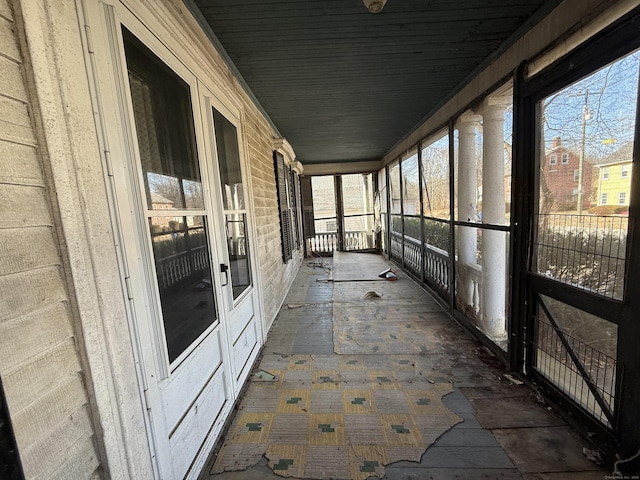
[110,24,234,479]
[199,86,261,395]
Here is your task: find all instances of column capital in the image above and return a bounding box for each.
[456,111,482,132]
[481,95,511,120]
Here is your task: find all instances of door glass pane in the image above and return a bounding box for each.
[213,109,244,211]
[310,175,337,254]
[124,29,217,364]
[225,213,251,299]
[150,216,216,362]
[535,50,639,300]
[341,174,375,251]
[212,107,253,300]
[421,131,450,220]
[124,32,203,211]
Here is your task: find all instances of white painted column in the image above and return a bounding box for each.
[456,112,481,309]
[480,98,510,338]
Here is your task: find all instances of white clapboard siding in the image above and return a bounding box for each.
[0,0,100,478]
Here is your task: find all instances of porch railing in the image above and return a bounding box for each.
[156,245,209,290]
[307,230,372,254]
[308,231,338,253]
[390,231,452,294]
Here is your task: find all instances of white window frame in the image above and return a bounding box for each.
[621,164,629,178]
[549,154,557,165]
[561,153,569,164]
[619,192,627,205]
[601,192,608,205]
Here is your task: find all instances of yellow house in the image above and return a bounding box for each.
[596,160,632,207]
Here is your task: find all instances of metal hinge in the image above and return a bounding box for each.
[124,276,134,300]
[104,149,113,177]
[84,24,94,54]
[143,388,152,412]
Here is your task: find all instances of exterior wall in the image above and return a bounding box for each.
[246,106,303,329]
[543,146,594,209]
[597,162,632,207]
[0,0,101,478]
[1,0,304,478]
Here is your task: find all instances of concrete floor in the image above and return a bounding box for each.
[202,252,610,480]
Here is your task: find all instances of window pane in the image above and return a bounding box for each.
[310,175,337,254]
[225,213,251,299]
[455,83,512,225]
[150,216,216,362]
[421,132,450,220]
[402,152,420,216]
[454,113,482,223]
[455,225,509,348]
[389,161,401,215]
[124,31,203,211]
[213,109,244,211]
[342,174,375,251]
[535,50,638,300]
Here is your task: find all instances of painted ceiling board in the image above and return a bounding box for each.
[191,0,561,164]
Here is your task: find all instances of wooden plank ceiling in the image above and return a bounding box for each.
[190,0,560,165]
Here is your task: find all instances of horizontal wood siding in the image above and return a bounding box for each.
[243,105,301,326]
[0,1,100,478]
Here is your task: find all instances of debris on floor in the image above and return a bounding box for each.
[378,267,392,278]
[385,271,398,280]
[582,447,604,465]
[363,291,383,299]
[252,370,278,382]
[504,373,524,385]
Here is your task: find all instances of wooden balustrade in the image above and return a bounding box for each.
[390,231,451,293]
[308,231,372,254]
[467,263,482,315]
[156,245,209,290]
[308,232,337,253]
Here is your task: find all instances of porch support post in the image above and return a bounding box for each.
[480,98,510,339]
[456,112,481,310]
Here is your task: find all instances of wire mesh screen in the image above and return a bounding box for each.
[534,213,628,300]
[533,313,617,427]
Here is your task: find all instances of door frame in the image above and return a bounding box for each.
[85,1,265,476]
[198,82,265,391]
[513,7,640,448]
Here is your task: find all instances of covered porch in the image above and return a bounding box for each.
[204,252,608,479]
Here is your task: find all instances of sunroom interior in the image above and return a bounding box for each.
[3,1,640,479]
[189,0,640,465]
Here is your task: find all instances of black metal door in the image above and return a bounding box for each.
[515,10,640,449]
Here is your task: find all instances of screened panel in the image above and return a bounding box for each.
[421,132,450,220]
[342,174,375,251]
[534,50,639,300]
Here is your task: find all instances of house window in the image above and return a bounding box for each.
[602,167,610,180]
[621,164,629,178]
[601,192,608,205]
[619,192,627,205]
[549,154,557,165]
[574,170,579,181]
[561,153,569,164]
[274,151,301,262]
[124,30,217,363]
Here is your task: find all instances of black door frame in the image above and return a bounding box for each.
[513,7,640,455]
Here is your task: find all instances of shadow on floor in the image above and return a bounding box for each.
[202,253,610,480]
